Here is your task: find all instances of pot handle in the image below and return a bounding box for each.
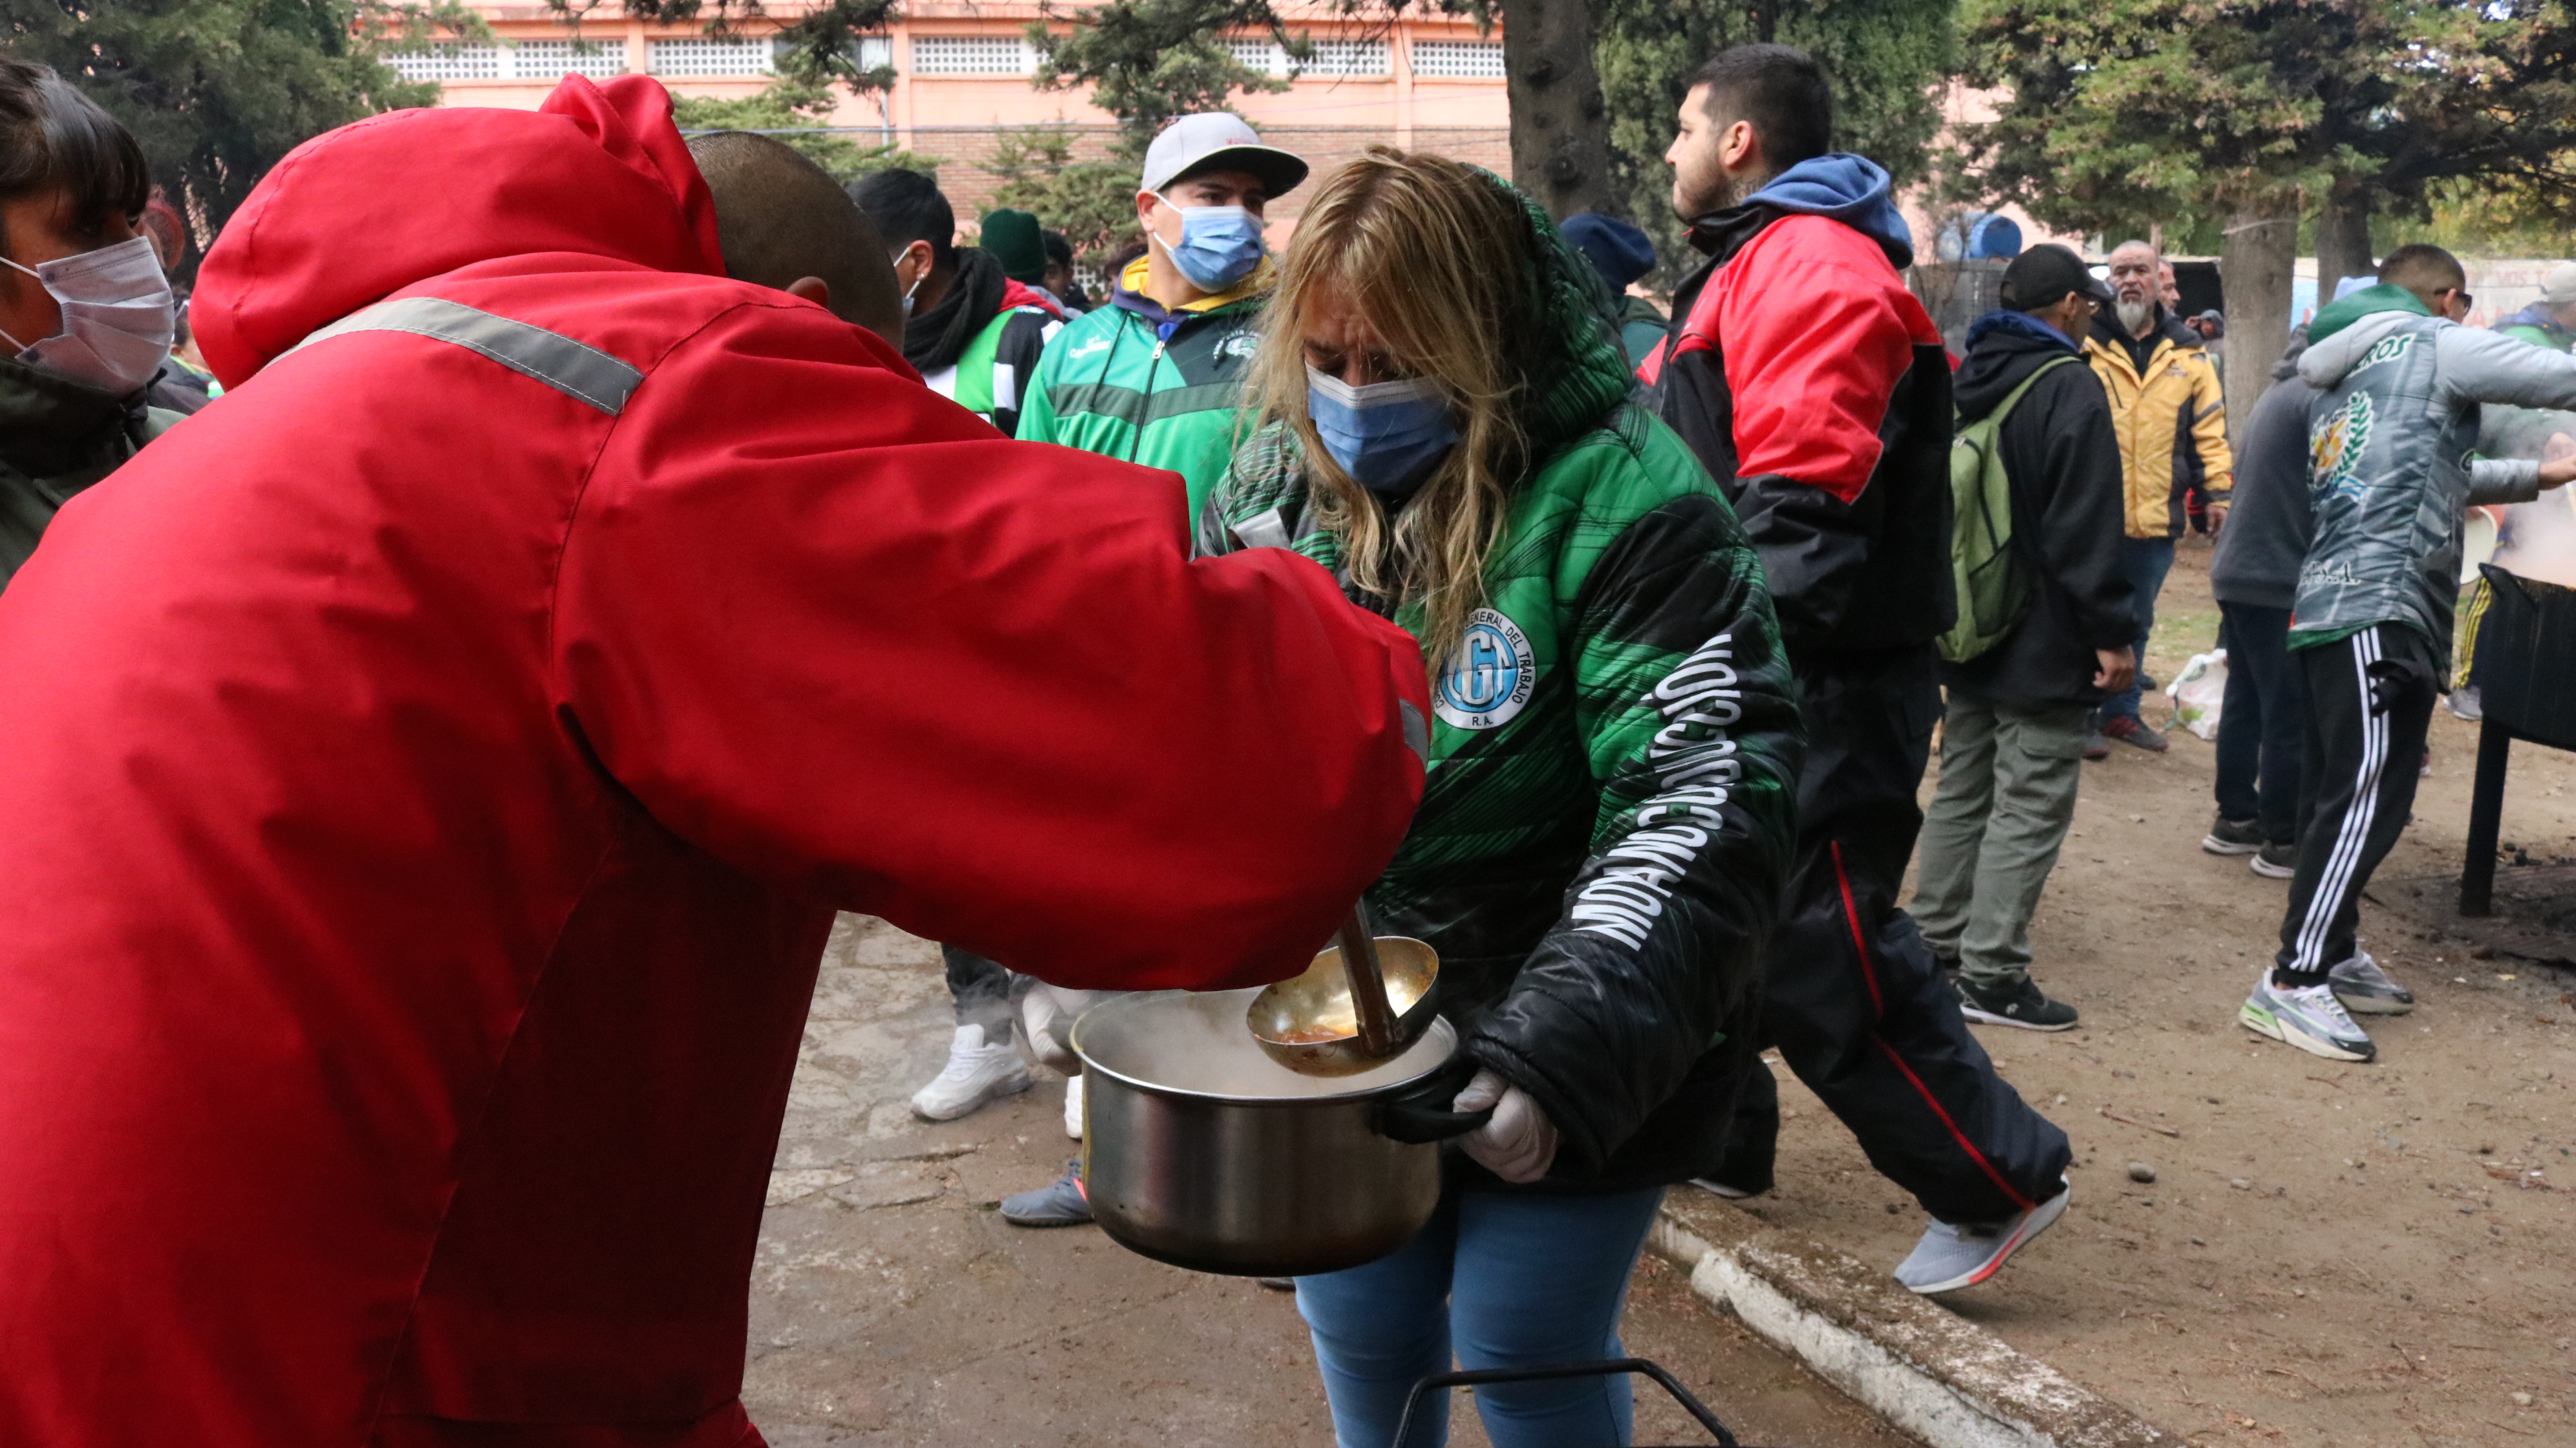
[1372,1056,1496,1144]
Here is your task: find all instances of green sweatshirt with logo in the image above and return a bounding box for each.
[1018,256,1268,513]
[1191,179,1804,1186]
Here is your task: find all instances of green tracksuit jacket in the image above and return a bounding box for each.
[1192,182,1803,1186]
[1018,258,1267,513]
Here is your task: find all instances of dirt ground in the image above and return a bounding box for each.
[1743,536,2576,1447]
[746,538,2573,1448]
[743,917,1904,1448]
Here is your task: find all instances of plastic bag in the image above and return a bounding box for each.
[2167,649,2227,741]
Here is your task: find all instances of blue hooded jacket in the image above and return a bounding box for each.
[1743,154,1915,269]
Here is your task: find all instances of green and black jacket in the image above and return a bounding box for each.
[1194,183,1804,1186]
[1019,255,1267,513]
[0,356,177,593]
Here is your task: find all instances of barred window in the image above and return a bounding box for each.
[646,37,777,78]
[1410,41,1504,80]
[385,46,504,82]
[1223,38,1289,76]
[513,39,628,81]
[1305,39,1391,76]
[910,36,1036,75]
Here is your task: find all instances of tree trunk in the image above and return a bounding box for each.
[2220,202,2297,442]
[2315,183,2374,301]
[1501,0,1613,219]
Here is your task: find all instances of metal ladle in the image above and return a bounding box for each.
[1246,906,1443,1077]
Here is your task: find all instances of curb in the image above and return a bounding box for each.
[1649,1194,2177,1448]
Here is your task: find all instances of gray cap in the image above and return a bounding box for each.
[1140,112,1308,198]
[2543,261,2576,306]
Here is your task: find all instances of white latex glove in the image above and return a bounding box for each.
[1453,1067,1559,1183]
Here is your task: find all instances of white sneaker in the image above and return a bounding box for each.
[1064,1073,1085,1140]
[1894,1177,2071,1295]
[910,1025,1031,1122]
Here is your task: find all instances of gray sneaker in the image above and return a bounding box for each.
[2240,974,2376,1062]
[1894,1177,2071,1295]
[2328,953,2415,1015]
[2202,814,2264,855]
[1000,1160,1092,1227]
[2249,842,2297,878]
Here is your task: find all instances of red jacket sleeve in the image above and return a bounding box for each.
[1717,218,1920,503]
[551,299,1430,991]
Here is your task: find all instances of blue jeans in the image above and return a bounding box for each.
[2105,537,2176,723]
[1294,1184,1666,1448]
[2213,602,2307,844]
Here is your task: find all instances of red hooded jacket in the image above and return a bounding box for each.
[0,78,1426,1446]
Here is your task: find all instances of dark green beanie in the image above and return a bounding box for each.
[980,209,1047,283]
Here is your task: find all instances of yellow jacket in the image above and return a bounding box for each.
[2084,314,2233,539]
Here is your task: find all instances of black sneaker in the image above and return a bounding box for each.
[1955,974,2080,1031]
[2202,814,2264,855]
[2250,842,2297,878]
[1000,1159,1092,1227]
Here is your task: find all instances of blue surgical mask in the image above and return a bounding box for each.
[1307,365,1459,491]
[1151,195,1265,292]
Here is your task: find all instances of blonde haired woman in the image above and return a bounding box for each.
[1196,150,1804,1447]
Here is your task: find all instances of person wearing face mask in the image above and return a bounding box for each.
[846,169,1065,438]
[0,59,184,593]
[1014,112,1304,517]
[997,114,1312,1223]
[1196,149,1801,1448]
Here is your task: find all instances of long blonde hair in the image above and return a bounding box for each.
[1247,148,1544,664]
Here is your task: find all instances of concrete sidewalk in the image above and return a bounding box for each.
[742,917,1904,1447]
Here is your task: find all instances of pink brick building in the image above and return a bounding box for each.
[398,4,1513,223]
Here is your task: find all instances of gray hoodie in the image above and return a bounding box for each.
[2290,309,2576,672]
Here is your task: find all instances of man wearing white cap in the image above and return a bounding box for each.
[1015,112,1307,517]
[981,115,1309,1224]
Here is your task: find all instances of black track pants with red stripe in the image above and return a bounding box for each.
[2272,623,2438,987]
[1719,646,2073,1225]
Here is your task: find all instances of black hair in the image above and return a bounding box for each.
[2379,243,2465,296]
[846,167,955,270]
[0,57,151,256]
[1042,229,1073,268]
[1687,44,1833,173]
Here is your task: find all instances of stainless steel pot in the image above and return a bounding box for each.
[1071,988,1489,1277]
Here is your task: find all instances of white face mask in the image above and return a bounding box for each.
[0,235,175,396]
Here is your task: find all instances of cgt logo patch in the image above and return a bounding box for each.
[1433,608,1536,730]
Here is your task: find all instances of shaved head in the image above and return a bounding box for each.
[686,132,903,346]
[2379,242,2467,307]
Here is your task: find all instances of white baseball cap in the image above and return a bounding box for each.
[2542,261,2576,307]
[1140,112,1309,198]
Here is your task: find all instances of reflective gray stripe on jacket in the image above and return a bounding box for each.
[2292,311,2576,672]
[286,297,643,415]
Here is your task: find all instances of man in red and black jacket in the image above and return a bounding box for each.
[1638,43,2074,1295]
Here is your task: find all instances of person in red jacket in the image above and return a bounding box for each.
[1638,44,2073,1295]
[0,78,1429,1447]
